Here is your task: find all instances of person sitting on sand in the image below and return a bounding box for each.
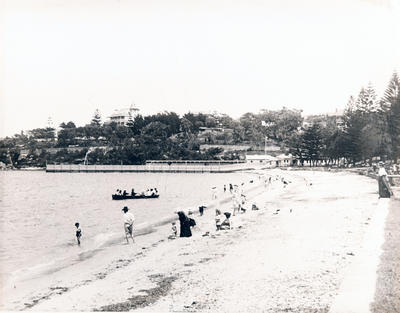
[199,205,206,216]
[177,211,196,237]
[220,212,232,230]
[378,162,393,198]
[172,222,177,236]
[215,209,222,231]
[168,222,178,240]
[74,222,82,245]
[251,203,259,210]
[122,206,135,243]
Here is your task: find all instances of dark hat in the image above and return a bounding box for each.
[122,206,129,212]
[75,222,79,227]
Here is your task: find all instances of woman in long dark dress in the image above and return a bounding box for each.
[177,211,196,237]
[378,163,393,198]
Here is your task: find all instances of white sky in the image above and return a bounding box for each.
[1,0,400,137]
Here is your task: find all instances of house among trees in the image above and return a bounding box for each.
[107,105,140,126]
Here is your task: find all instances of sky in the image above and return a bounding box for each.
[1,0,400,137]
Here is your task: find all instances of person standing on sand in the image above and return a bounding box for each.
[122,206,135,243]
[215,209,222,230]
[232,186,241,216]
[377,162,393,198]
[74,222,82,245]
[212,187,217,200]
[177,211,196,237]
[199,205,206,216]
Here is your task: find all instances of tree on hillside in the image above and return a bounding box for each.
[288,132,305,166]
[91,109,102,126]
[130,115,146,136]
[387,94,400,162]
[126,111,135,129]
[301,123,324,166]
[343,107,364,165]
[364,83,379,113]
[182,113,207,133]
[57,122,77,147]
[378,72,400,162]
[380,72,400,113]
[259,108,303,143]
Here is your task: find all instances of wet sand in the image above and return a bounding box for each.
[0,169,386,312]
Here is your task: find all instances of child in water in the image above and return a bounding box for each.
[75,222,82,245]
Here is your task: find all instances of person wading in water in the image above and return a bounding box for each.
[122,206,135,243]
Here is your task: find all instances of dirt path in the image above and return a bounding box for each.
[371,198,400,313]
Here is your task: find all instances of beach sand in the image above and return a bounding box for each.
[0,169,383,312]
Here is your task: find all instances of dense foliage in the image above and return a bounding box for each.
[289,73,400,166]
[1,72,399,168]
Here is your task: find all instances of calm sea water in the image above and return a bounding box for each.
[0,170,253,283]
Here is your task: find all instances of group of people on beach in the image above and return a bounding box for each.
[75,163,395,245]
[72,173,291,246]
[166,174,288,240]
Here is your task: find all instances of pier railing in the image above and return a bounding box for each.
[46,163,255,173]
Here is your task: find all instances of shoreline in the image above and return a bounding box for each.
[0,169,389,312]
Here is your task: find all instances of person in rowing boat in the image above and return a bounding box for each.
[131,188,135,196]
[122,206,135,243]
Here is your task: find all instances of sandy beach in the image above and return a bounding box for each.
[0,169,390,312]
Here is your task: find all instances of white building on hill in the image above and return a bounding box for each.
[107,105,140,126]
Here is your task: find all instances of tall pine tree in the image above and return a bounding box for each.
[91,109,102,126]
[380,72,400,113]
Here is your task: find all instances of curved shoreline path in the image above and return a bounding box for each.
[329,198,390,313]
[1,170,397,312]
